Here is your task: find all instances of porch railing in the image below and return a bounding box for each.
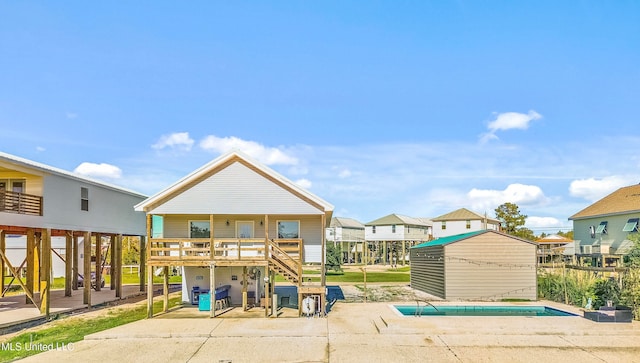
[0,190,43,216]
[148,237,302,262]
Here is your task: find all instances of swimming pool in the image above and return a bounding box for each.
[393,305,577,317]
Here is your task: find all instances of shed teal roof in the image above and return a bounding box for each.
[411,230,487,248]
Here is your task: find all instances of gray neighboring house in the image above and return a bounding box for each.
[569,184,640,267]
[326,217,365,264]
[410,230,537,301]
[431,208,501,239]
[0,151,147,317]
[364,214,432,265]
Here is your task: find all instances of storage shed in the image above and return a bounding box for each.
[410,230,537,301]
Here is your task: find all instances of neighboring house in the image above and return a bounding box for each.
[569,184,640,267]
[5,235,79,278]
[431,208,500,239]
[326,217,365,264]
[364,214,432,265]
[0,152,147,316]
[410,230,537,301]
[536,234,573,265]
[134,151,334,318]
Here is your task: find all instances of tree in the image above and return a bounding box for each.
[494,202,533,239]
[621,234,640,320]
[121,236,140,265]
[557,230,574,240]
[325,244,342,273]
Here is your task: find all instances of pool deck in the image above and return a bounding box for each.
[13,299,640,363]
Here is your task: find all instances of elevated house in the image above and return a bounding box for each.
[410,230,537,301]
[536,234,573,265]
[364,214,432,265]
[326,217,365,264]
[0,152,147,317]
[134,151,334,318]
[431,208,500,239]
[569,184,640,268]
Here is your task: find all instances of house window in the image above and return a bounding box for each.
[442,221,447,230]
[372,226,376,234]
[392,225,396,233]
[595,221,608,235]
[623,218,639,232]
[12,181,24,193]
[190,221,210,238]
[466,220,471,229]
[277,220,300,238]
[80,187,89,211]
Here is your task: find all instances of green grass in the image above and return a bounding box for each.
[0,295,182,362]
[4,272,182,292]
[276,267,410,283]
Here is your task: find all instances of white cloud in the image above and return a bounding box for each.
[152,132,194,151]
[66,112,78,119]
[468,183,548,211]
[569,176,635,202]
[74,162,122,179]
[36,146,45,152]
[338,169,352,178]
[480,110,542,143]
[526,216,562,228]
[294,178,312,189]
[199,135,298,165]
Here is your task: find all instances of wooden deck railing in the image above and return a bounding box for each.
[148,237,303,263]
[0,190,43,216]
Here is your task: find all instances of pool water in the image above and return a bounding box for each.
[394,305,576,317]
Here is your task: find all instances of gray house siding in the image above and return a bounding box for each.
[42,175,146,235]
[573,213,640,256]
[410,245,445,298]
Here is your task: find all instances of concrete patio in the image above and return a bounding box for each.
[13,299,640,363]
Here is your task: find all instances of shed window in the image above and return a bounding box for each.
[623,218,639,232]
[80,187,89,211]
[595,221,608,234]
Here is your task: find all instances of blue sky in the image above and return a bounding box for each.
[2,1,639,232]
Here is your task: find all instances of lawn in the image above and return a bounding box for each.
[277,266,411,283]
[3,270,182,293]
[0,294,183,362]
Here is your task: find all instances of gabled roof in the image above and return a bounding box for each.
[331,217,364,229]
[0,151,146,198]
[569,184,640,220]
[134,150,334,214]
[431,208,499,223]
[412,230,535,248]
[536,234,573,245]
[365,213,431,227]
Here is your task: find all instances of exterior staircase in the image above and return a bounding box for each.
[267,240,301,285]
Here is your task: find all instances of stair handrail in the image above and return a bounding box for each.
[268,239,301,282]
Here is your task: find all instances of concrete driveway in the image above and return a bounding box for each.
[14,300,640,363]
